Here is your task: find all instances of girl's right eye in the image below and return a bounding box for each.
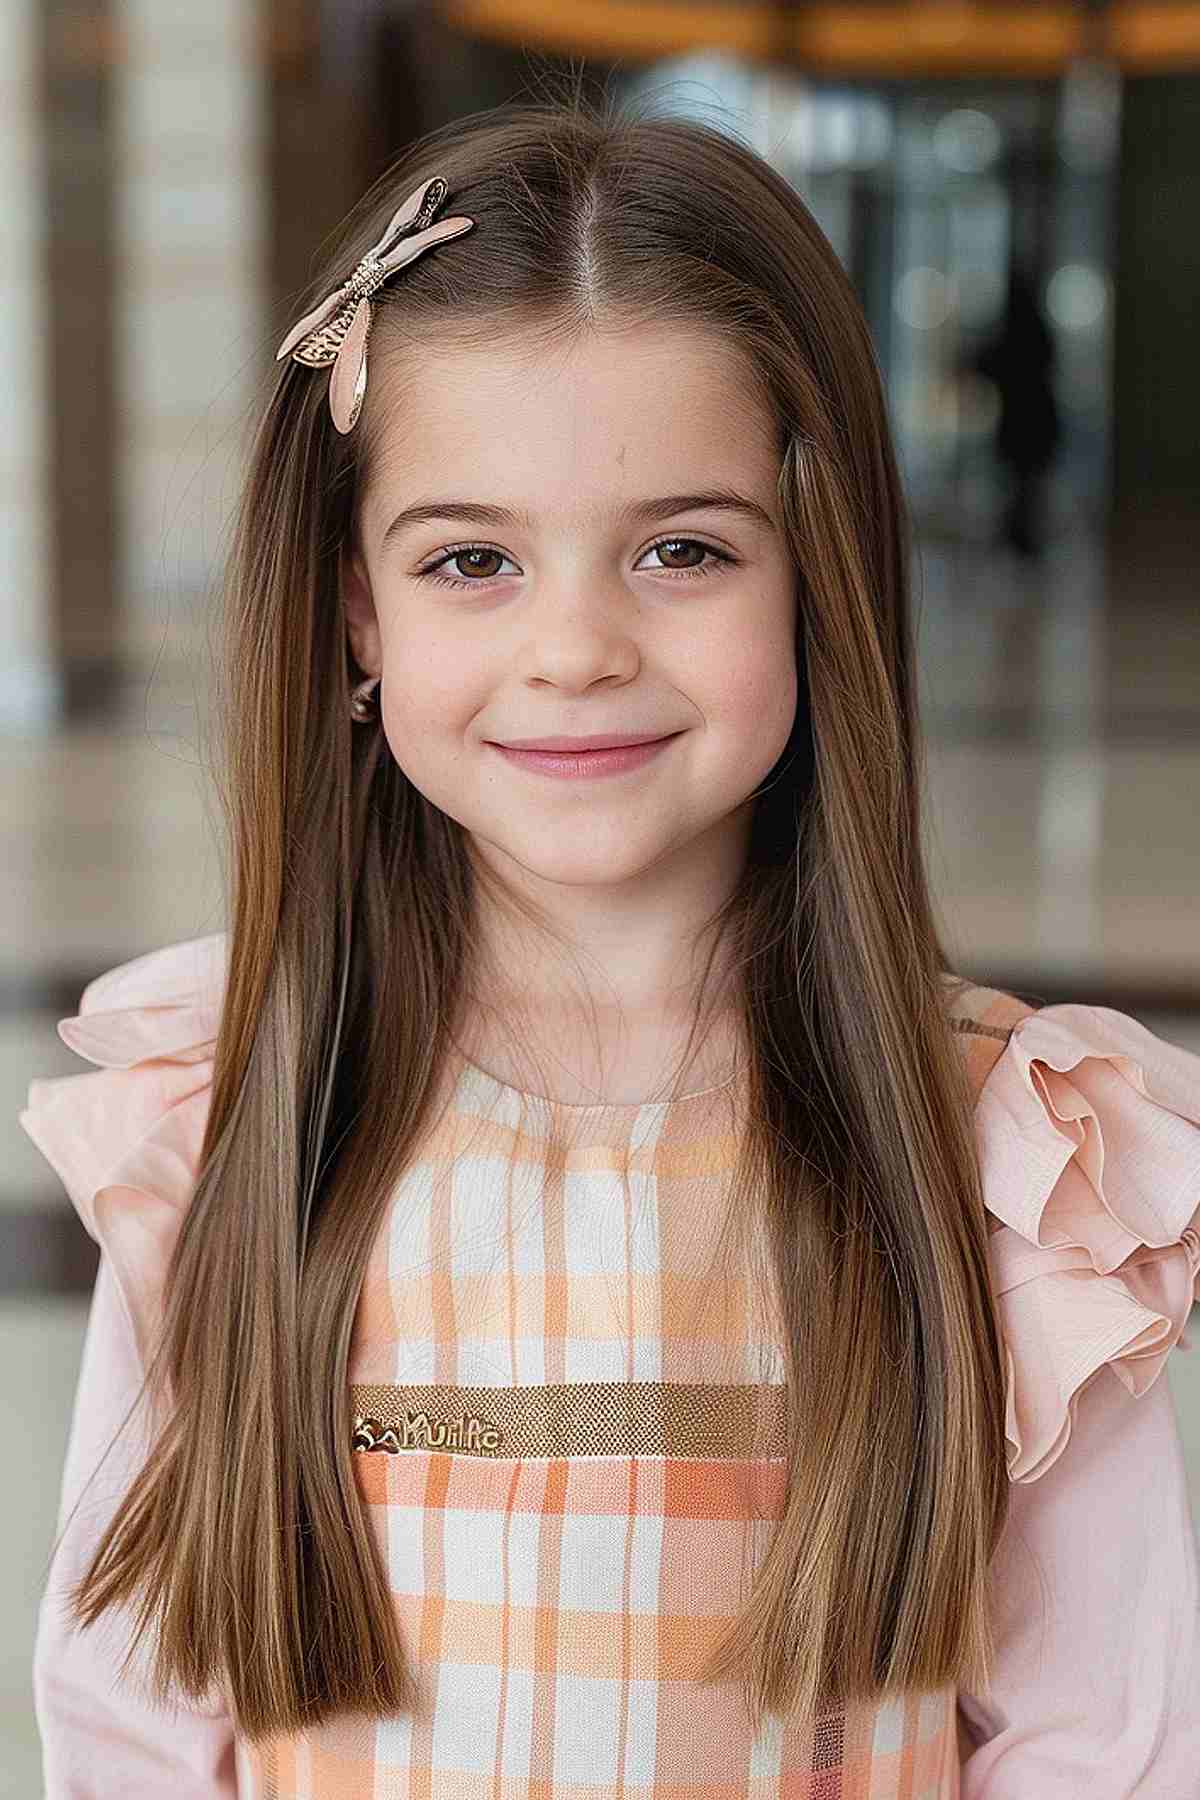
[416,544,517,590]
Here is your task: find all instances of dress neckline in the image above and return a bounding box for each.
[446,1034,745,1116]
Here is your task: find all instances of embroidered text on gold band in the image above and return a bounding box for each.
[351,1380,789,1459]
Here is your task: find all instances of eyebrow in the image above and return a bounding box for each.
[378,489,777,550]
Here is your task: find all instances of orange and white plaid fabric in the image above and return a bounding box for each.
[236,982,1015,1799]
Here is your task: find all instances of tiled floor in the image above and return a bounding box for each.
[3,525,1198,1790]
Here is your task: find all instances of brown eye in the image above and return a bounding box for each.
[419,544,520,590]
[452,547,504,579]
[653,538,707,570]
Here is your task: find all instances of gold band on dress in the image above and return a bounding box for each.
[351,1380,790,1459]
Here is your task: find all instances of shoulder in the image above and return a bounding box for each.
[942,971,1200,1485]
[940,971,1038,1102]
[18,932,228,1363]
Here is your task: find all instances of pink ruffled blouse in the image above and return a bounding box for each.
[19,933,1200,1797]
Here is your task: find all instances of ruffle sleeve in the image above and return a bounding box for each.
[19,932,227,1369]
[976,998,1200,1484]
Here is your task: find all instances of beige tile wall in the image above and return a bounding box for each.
[0,0,55,733]
[115,0,266,669]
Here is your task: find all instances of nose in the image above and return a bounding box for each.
[517,578,644,690]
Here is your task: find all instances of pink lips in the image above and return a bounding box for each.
[495,732,670,751]
[488,734,680,779]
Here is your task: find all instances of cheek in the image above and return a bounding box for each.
[693,567,798,738]
[707,633,798,752]
[376,625,484,740]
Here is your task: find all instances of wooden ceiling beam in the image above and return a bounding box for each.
[440,1,1200,75]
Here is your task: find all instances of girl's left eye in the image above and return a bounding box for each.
[415,537,734,591]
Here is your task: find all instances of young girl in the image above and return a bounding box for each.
[21,93,1200,1798]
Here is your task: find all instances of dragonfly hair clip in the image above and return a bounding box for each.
[273,174,475,433]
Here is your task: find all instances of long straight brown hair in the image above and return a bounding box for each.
[61,79,1009,1741]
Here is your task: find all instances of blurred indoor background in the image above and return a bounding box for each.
[3,1,1198,1789]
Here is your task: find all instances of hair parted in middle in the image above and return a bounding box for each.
[58,74,1009,1745]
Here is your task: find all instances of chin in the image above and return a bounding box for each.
[486,833,671,887]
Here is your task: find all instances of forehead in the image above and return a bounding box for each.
[356,321,780,532]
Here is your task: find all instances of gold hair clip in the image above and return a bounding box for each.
[274,174,475,433]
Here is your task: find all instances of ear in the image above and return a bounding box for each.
[340,543,382,676]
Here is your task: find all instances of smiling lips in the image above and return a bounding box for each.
[493,731,675,751]
[487,733,681,778]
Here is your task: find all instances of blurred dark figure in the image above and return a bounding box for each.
[971,266,1062,557]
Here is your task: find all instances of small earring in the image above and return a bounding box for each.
[349,674,381,722]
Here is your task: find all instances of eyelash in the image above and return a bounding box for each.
[415,536,735,592]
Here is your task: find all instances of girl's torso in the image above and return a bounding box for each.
[235,1034,963,1798]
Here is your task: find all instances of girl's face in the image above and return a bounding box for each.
[343,321,798,900]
